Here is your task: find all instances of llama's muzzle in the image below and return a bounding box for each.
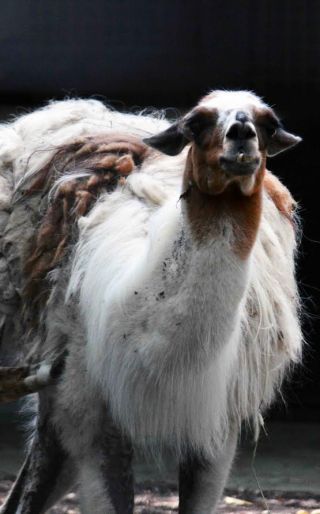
[219,153,261,176]
[220,114,261,175]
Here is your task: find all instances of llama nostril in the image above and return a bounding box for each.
[226,121,256,140]
[226,122,242,140]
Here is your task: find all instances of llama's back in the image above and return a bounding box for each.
[0,99,171,192]
[0,99,178,366]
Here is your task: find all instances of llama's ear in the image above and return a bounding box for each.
[267,128,302,156]
[143,122,188,156]
[144,108,217,156]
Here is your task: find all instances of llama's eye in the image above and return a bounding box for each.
[257,111,281,137]
[183,108,218,144]
[263,123,277,137]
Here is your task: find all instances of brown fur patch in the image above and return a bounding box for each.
[263,171,296,223]
[23,134,149,324]
[186,129,225,195]
[182,148,265,259]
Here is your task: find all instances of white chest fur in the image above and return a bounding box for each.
[69,191,251,457]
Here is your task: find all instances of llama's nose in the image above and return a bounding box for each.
[226,113,256,140]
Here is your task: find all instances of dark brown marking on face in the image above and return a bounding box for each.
[254,107,301,156]
[183,107,219,149]
[254,106,280,152]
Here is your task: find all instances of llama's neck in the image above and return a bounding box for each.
[152,159,266,361]
[181,150,265,259]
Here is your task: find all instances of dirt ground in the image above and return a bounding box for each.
[1,480,320,514]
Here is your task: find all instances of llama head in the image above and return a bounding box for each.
[144,90,301,195]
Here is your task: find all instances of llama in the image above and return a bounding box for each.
[0,90,302,513]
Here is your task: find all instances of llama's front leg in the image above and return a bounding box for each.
[178,427,238,514]
[1,408,75,514]
[78,426,134,514]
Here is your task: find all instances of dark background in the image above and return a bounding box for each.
[0,0,319,419]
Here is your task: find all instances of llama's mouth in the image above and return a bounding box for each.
[219,153,261,176]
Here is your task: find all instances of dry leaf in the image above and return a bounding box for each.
[224,496,253,506]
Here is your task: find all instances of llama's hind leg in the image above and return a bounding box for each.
[78,424,134,514]
[178,427,238,514]
[1,399,76,514]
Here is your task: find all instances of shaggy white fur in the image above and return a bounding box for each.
[200,90,268,113]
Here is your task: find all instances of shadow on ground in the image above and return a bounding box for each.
[0,403,319,513]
